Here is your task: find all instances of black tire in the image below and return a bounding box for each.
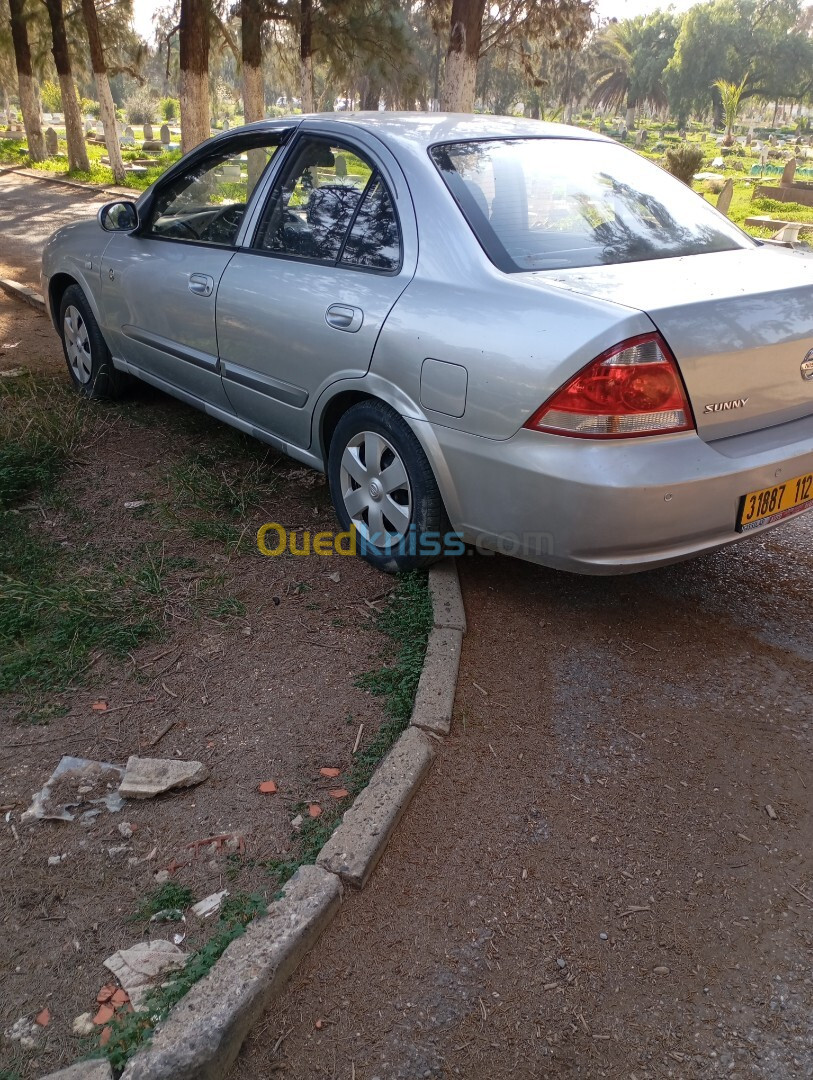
[327,399,447,573]
[59,284,129,400]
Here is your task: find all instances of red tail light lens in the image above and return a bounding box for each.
[524,332,695,439]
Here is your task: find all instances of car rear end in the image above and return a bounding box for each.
[409,132,813,571]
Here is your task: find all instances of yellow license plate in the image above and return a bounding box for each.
[738,471,813,532]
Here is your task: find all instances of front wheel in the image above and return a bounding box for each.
[327,399,447,572]
[59,284,129,400]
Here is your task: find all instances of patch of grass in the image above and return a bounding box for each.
[132,883,195,922]
[355,572,433,725]
[0,136,181,191]
[165,448,275,553]
[0,378,162,709]
[99,891,265,1069]
[208,596,246,619]
[168,452,269,520]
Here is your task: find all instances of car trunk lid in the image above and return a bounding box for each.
[533,247,813,442]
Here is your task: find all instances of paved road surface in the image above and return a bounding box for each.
[0,170,109,287]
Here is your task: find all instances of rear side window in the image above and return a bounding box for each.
[340,177,400,271]
[252,136,400,271]
[430,138,752,272]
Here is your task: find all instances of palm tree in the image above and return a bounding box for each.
[713,75,748,146]
[590,13,677,130]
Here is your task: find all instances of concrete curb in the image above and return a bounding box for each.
[410,626,463,736]
[0,277,46,314]
[7,166,140,199]
[120,865,341,1080]
[316,726,435,887]
[38,564,465,1080]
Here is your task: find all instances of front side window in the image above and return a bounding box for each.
[431,138,753,272]
[253,137,400,270]
[144,138,281,246]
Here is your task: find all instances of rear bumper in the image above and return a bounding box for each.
[416,415,813,574]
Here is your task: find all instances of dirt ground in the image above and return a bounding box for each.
[0,295,397,1077]
[228,531,813,1078]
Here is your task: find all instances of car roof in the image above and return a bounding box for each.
[240,112,607,153]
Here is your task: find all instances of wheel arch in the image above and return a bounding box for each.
[49,271,106,337]
[314,378,463,527]
[48,272,79,331]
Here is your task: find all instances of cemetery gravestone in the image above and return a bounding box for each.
[160,123,171,145]
[44,127,58,156]
[716,177,734,217]
[780,158,797,186]
[143,123,153,141]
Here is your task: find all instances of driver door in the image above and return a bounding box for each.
[100,134,284,407]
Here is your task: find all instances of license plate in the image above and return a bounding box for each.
[738,471,813,532]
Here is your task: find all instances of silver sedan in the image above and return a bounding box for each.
[42,113,813,573]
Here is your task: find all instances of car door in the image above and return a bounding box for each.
[215,129,417,448]
[99,131,287,409]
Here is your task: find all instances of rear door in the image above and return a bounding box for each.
[215,128,417,448]
[100,131,287,408]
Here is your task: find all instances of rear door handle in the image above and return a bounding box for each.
[189,273,214,296]
[325,303,363,333]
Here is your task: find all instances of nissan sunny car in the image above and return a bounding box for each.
[42,113,813,572]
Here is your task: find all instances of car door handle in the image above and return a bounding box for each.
[188,273,214,297]
[325,303,363,333]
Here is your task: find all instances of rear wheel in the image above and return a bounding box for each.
[59,285,129,400]
[328,399,446,572]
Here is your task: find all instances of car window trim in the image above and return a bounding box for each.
[138,127,295,249]
[246,132,403,275]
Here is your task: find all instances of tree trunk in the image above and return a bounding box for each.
[299,0,314,113]
[44,0,90,172]
[80,0,126,185]
[625,104,635,130]
[180,0,211,153]
[9,0,45,161]
[441,0,485,113]
[241,0,264,122]
[360,79,381,111]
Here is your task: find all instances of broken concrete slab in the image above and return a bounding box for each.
[40,1060,114,1080]
[190,890,228,919]
[410,626,463,737]
[120,865,340,1080]
[21,757,124,824]
[118,757,208,800]
[316,727,435,888]
[103,940,186,1009]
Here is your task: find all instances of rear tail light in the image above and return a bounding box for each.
[524,332,695,439]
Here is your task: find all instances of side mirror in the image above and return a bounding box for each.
[98,201,139,233]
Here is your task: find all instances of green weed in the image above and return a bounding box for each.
[132,883,195,922]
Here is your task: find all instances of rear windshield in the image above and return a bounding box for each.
[430,137,752,272]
